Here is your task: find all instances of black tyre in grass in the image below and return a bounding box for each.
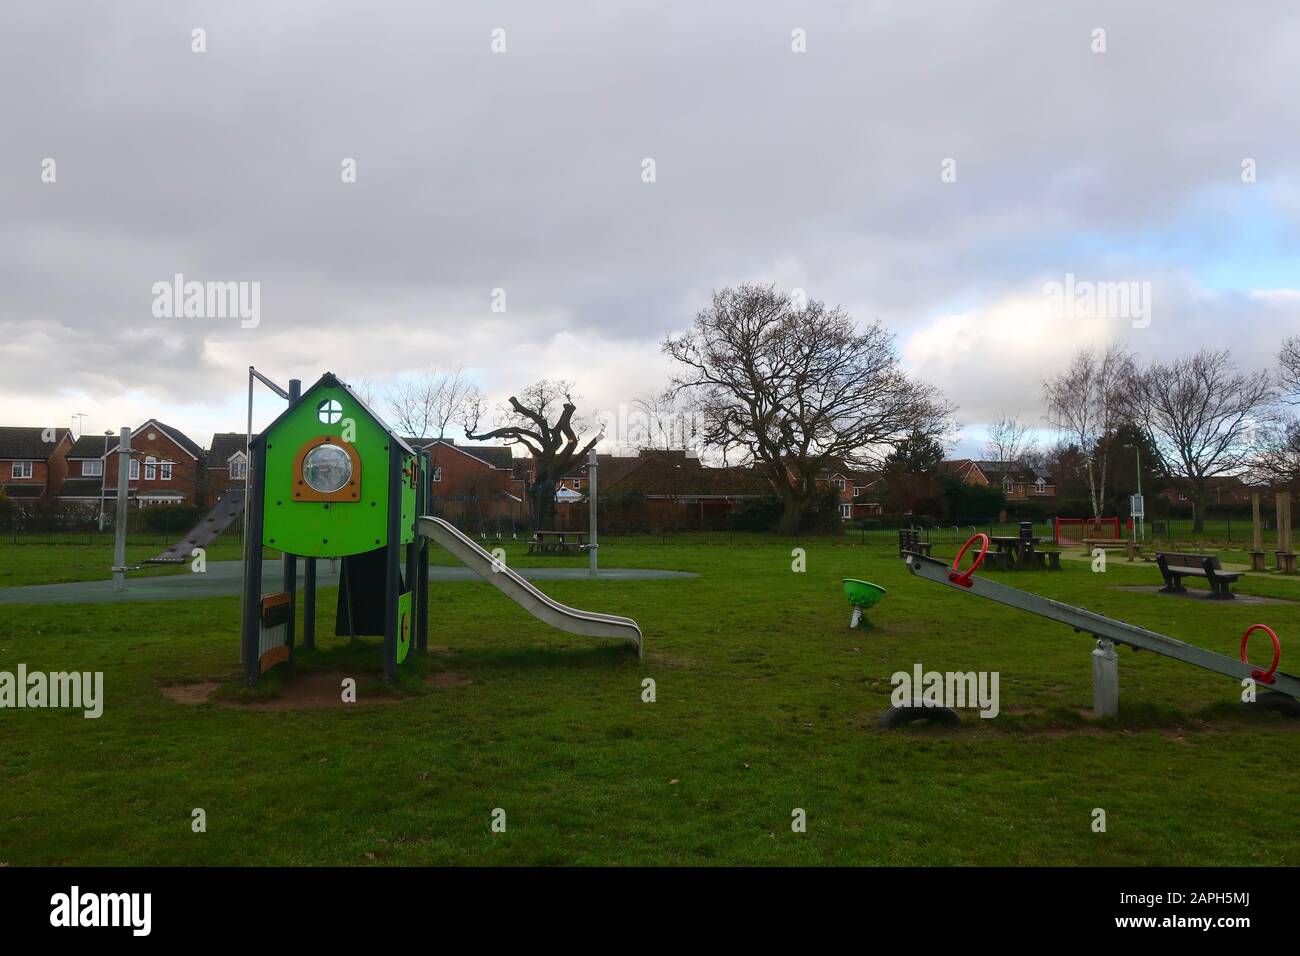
[879,705,962,729]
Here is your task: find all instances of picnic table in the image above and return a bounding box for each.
[989,535,1043,560]
[528,530,588,555]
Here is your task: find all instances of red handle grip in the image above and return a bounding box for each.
[949,533,989,588]
[1240,624,1280,685]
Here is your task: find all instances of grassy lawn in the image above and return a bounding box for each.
[2,532,1299,865]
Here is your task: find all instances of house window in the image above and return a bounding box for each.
[160,462,172,480]
[433,467,443,482]
[573,479,582,489]
[854,486,865,497]
[229,459,247,479]
[129,459,140,480]
[12,461,33,479]
[839,503,852,519]
[1002,478,1013,493]
[834,478,845,490]
[145,457,156,480]
[1035,477,1045,492]
[83,460,103,477]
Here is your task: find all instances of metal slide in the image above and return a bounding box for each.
[144,487,246,564]
[905,545,1300,698]
[417,516,643,657]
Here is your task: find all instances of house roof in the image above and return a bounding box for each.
[67,421,204,461]
[57,478,106,498]
[0,482,45,498]
[206,433,249,467]
[0,426,70,460]
[559,453,642,483]
[604,451,772,498]
[68,434,119,458]
[974,461,1052,483]
[407,439,517,471]
[146,421,204,460]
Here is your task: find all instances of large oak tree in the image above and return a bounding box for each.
[663,284,951,534]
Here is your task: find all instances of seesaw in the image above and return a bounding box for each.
[903,534,1300,718]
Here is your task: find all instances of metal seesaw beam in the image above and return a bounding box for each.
[903,551,1300,699]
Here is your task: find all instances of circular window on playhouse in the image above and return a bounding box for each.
[303,443,352,493]
[317,399,343,424]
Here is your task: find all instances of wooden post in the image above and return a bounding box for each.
[1251,490,1266,572]
[1276,491,1294,573]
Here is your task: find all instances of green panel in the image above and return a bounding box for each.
[396,590,412,664]
[261,384,392,557]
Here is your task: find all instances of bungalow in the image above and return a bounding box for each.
[0,426,72,500]
[599,449,772,529]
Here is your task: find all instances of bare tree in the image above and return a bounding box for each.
[386,365,481,476]
[664,284,952,535]
[631,388,699,453]
[1131,349,1275,532]
[983,413,1032,464]
[1042,344,1134,523]
[1280,336,1300,401]
[1248,417,1300,491]
[465,379,600,531]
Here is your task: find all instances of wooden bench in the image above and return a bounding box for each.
[1083,538,1141,560]
[1156,551,1241,600]
[527,531,587,555]
[898,528,933,558]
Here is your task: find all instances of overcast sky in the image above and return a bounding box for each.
[2,1,1298,459]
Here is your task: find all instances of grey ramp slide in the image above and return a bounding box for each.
[144,487,246,564]
[418,516,643,657]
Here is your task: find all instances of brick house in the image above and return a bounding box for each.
[0,426,72,500]
[61,420,205,508]
[821,466,884,520]
[944,459,1056,500]
[61,432,121,510]
[203,432,249,506]
[406,439,524,523]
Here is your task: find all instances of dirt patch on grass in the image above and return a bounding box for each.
[230,671,401,710]
[425,672,473,689]
[160,681,221,705]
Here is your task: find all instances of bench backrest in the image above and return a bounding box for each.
[1158,552,1221,570]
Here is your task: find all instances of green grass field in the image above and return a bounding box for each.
[2,532,1298,865]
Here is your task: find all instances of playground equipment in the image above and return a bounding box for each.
[241,372,641,685]
[842,578,886,628]
[902,534,1300,719]
[1053,516,1119,548]
[144,487,245,564]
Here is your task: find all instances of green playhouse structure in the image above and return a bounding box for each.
[241,372,642,685]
